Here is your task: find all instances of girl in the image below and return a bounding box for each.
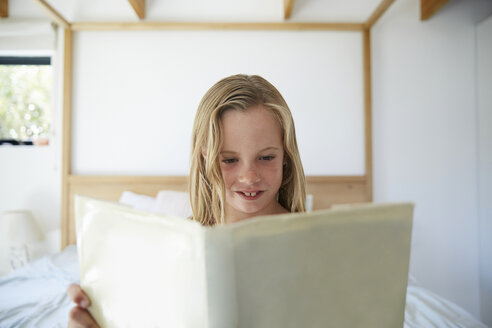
[67,74,306,327]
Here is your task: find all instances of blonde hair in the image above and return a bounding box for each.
[190,74,306,225]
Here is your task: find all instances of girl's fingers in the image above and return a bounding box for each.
[67,284,99,327]
[67,283,91,308]
[68,306,99,328]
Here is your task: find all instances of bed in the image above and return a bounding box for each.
[0,189,488,328]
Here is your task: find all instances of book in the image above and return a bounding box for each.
[75,195,413,328]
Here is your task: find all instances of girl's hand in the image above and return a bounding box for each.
[67,283,100,328]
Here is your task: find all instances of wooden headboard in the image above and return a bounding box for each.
[63,175,368,247]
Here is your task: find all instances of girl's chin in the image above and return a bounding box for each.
[225,192,278,218]
[230,202,274,217]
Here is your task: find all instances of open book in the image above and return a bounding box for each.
[75,195,413,328]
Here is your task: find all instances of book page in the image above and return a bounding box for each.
[229,203,413,328]
[75,196,208,328]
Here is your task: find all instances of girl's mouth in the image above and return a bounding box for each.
[236,191,264,200]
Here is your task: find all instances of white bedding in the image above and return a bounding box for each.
[405,280,488,328]
[0,246,487,328]
[0,246,78,328]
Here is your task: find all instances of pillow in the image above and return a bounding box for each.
[306,194,314,212]
[119,191,156,212]
[152,190,192,218]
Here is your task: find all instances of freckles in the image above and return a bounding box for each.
[263,166,283,184]
[220,163,234,174]
[219,166,229,184]
[220,167,237,187]
[263,161,283,172]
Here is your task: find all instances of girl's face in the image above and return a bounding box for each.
[219,105,287,224]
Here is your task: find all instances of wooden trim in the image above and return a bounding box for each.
[0,0,8,18]
[70,21,364,31]
[61,29,73,249]
[420,0,449,21]
[364,0,395,29]
[32,0,70,28]
[306,176,366,183]
[363,29,373,202]
[284,0,295,20]
[128,0,145,20]
[306,177,368,210]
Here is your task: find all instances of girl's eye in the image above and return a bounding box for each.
[222,158,237,164]
[260,155,275,161]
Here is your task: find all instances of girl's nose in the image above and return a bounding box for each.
[238,169,261,185]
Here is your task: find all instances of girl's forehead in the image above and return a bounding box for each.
[221,105,278,126]
[220,106,283,151]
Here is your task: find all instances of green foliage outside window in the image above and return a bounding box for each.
[0,65,52,140]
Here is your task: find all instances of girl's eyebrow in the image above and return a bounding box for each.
[220,146,280,155]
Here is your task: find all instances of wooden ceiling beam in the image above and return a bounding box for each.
[128,0,145,20]
[420,0,449,21]
[0,0,8,18]
[32,0,70,28]
[284,0,295,20]
[364,0,395,29]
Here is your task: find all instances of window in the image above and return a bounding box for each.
[0,56,52,146]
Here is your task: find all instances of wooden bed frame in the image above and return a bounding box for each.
[65,175,368,246]
[33,0,397,248]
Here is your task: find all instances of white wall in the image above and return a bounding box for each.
[0,20,55,52]
[71,30,365,176]
[477,14,492,327]
[372,0,492,320]
[0,146,61,275]
[0,147,59,231]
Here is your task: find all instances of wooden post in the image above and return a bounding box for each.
[363,29,373,202]
[61,29,73,249]
[0,0,8,18]
[284,0,295,20]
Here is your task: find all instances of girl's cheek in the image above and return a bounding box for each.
[220,164,236,184]
[261,159,283,170]
[220,163,234,173]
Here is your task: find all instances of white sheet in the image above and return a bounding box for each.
[0,246,487,328]
[404,277,488,328]
[0,246,78,328]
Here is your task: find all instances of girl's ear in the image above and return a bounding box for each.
[201,148,207,160]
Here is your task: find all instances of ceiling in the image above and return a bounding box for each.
[8,0,384,23]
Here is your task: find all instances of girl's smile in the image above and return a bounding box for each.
[235,190,264,200]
